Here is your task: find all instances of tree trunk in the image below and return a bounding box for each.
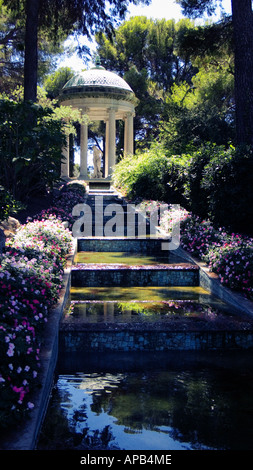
[232,0,253,146]
[24,0,40,102]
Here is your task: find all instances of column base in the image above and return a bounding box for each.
[79,173,89,179]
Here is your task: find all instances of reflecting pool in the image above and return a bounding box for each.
[37,351,253,451]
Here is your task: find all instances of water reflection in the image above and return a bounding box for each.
[37,352,253,450]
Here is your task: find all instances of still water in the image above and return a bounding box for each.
[37,351,253,451]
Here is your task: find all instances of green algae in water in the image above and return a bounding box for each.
[74,251,174,266]
[70,286,211,302]
[64,300,223,324]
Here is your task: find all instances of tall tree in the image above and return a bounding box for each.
[232,0,253,146]
[3,0,151,102]
[96,16,197,145]
[96,16,196,90]
[0,1,67,95]
[176,0,253,146]
[23,0,39,101]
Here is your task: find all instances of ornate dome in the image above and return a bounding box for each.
[60,59,134,101]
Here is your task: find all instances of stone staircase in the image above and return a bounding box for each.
[60,188,253,352]
[71,189,199,288]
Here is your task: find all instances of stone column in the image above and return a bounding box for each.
[105,119,109,178]
[124,112,134,155]
[107,108,116,178]
[80,122,88,178]
[61,134,69,178]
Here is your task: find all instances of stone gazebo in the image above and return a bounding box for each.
[59,60,137,181]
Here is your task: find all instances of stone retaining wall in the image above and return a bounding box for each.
[71,264,199,287]
[59,328,253,352]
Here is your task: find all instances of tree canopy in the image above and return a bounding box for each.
[2,0,151,101]
[95,15,234,152]
[0,1,64,94]
[176,0,253,146]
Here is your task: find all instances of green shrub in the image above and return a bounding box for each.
[184,143,225,219]
[0,185,24,222]
[114,141,253,236]
[113,146,189,204]
[182,143,253,235]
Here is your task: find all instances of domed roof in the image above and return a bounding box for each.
[61,59,134,101]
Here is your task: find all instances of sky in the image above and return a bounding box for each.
[58,0,232,72]
[127,0,231,21]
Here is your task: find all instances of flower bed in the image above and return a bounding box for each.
[0,184,77,431]
[153,201,253,301]
[204,237,253,299]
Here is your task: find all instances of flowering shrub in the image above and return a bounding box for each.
[145,200,253,301]
[0,189,74,431]
[8,217,73,266]
[0,320,40,428]
[204,237,253,299]
[180,214,230,258]
[160,204,189,235]
[0,254,58,329]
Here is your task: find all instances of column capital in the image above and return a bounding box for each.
[107,107,118,115]
[124,111,135,118]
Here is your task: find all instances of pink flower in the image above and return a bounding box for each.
[7,343,15,357]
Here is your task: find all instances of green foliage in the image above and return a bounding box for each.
[97,16,195,87]
[201,145,253,234]
[159,62,235,154]
[185,143,253,234]
[114,142,253,236]
[96,16,196,146]
[0,185,24,221]
[0,95,66,200]
[185,143,223,217]
[0,1,66,95]
[97,14,235,152]
[175,0,218,18]
[43,67,75,99]
[113,145,189,204]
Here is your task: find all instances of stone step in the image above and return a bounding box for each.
[73,194,159,237]
[77,237,170,253]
